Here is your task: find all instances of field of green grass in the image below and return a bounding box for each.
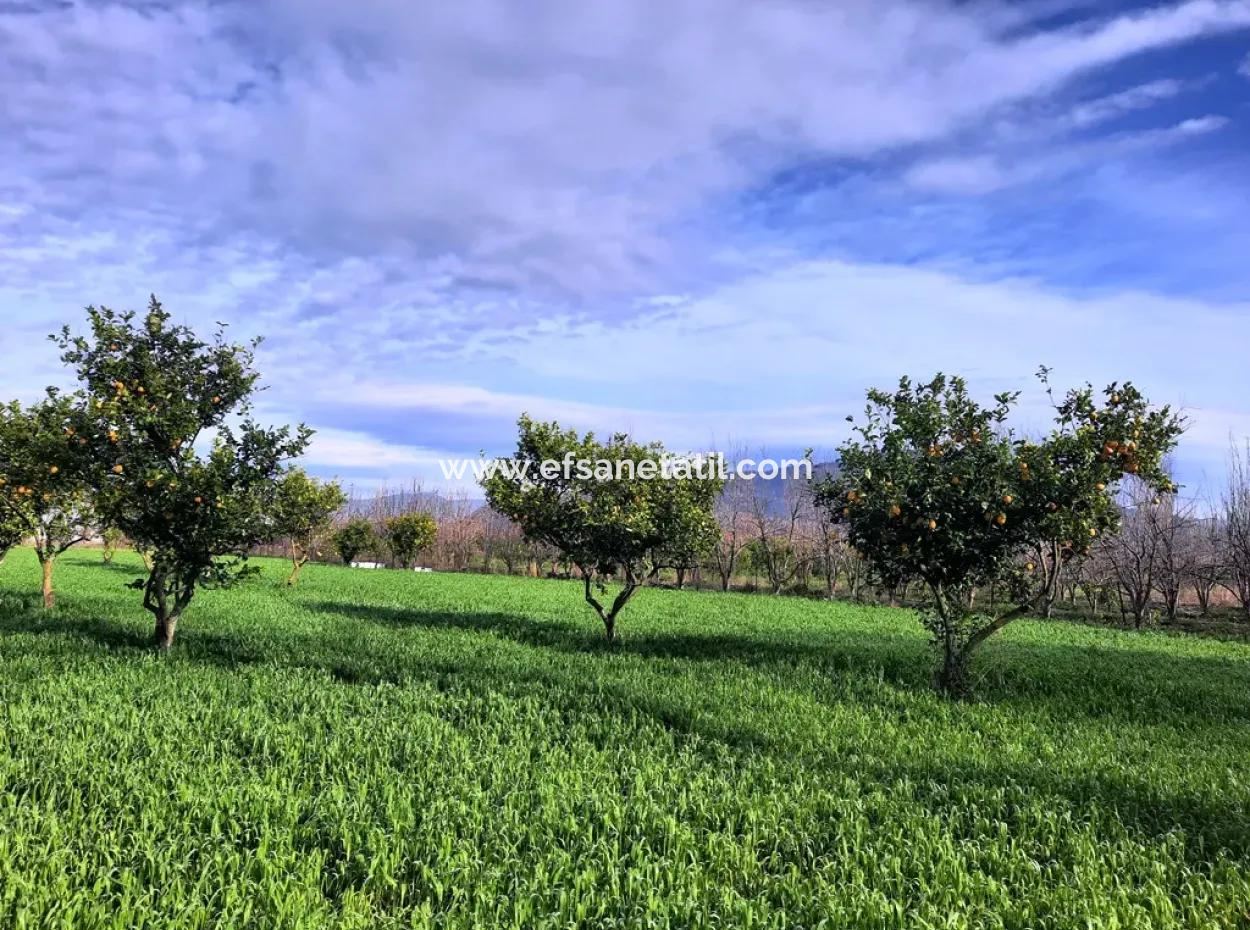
[1,548,1249,929]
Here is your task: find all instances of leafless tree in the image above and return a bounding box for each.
[1105,480,1162,629]
[1222,441,1250,622]
[1072,544,1117,616]
[1189,511,1226,616]
[1147,491,1199,623]
[746,471,816,595]
[479,507,531,574]
[430,489,480,571]
[707,450,754,591]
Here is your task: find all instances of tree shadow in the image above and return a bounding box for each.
[306,599,1250,725]
[306,598,925,673]
[2,589,1250,873]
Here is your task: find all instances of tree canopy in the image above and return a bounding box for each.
[817,372,1183,695]
[482,415,722,640]
[0,393,96,606]
[271,468,346,584]
[384,512,438,570]
[55,297,311,647]
[333,517,376,566]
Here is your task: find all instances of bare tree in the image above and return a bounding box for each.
[1070,543,1117,616]
[1147,491,1199,623]
[1105,480,1162,629]
[1190,511,1226,616]
[746,470,815,595]
[431,489,480,571]
[479,506,531,574]
[707,450,754,591]
[1222,441,1250,622]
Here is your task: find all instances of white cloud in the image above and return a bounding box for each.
[300,429,454,473]
[1172,114,1231,133]
[233,257,1249,489]
[904,113,1232,194]
[3,0,1249,295]
[1067,78,1188,127]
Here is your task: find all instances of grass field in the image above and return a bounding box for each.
[1,549,1249,929]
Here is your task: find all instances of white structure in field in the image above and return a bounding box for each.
[347,562,434,571]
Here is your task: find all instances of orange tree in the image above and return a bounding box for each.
[54,297,311,648]
[332,517,376,565]
[0,393,96,607]
[816,373,1182,696]
[0,510,22,564]
[271,468,347,585]
[482,415,722,640]
[384,512,437,569]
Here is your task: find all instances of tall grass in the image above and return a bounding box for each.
[1,548,1248,928]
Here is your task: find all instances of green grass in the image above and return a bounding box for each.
[1,549,1249,929]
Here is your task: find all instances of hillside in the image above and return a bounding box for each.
[1,549,1249,929]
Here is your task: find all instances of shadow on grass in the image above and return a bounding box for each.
[3,586,1250,871]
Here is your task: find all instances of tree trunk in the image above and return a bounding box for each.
[40,556,55,609]
[153,613,178,650]
[675,567,686,590]
[583,570,640,641]
[286,556,306,586]
[144,567,195,650]
[936,645,970,698]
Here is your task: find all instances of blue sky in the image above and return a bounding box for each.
[1,0,1248,495]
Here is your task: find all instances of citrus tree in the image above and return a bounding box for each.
[0,509,25,565]
[384,512,437,569]
[101,526,124,563]
[482,415,722,640]
[54,297,311,648]
[0,394,96,607]
[333,517,376,565]
[271,468,347,584]
[817,373,1182,696]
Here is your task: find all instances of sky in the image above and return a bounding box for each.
[1,0,1248,496]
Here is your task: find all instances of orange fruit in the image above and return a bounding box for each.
[995,512,1007,526]
[112,464,124,475]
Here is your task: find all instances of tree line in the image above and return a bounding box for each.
[10,300,1249,696]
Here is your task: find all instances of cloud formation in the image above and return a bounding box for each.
[4,0,1249,294]
[1,0,1248,492]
